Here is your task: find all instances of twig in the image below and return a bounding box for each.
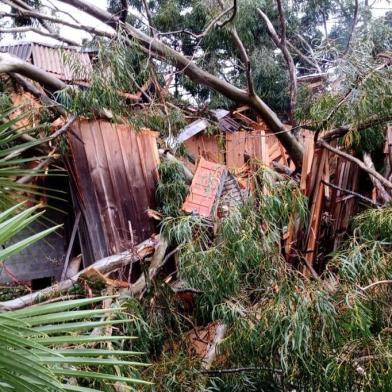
[203,366,283,374]
[321,180,380,207]
[60,211,81,281]
[359,280,392,291]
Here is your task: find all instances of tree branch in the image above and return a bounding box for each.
[257,6,297,124]
[0,26,80,47]
[344,0,359,54]
[0,9,113,39]
[320,115,392,142]
[318,140,392,191]
[363,152,392,203]
[0,52,67,93]
[287,40,322,73]
[295,33,322,73]
[1,0,304,168]
[9,73,68,117]
[0,236,159,311]
[55,0,303,168]
[231,27,255,96]
[4,0,80,46]
[321,179,380,207]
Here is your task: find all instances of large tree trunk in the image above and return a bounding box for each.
[0,53,67,93]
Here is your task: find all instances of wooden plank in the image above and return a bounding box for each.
[81,120,122,254]
[300,137,315,193]
[183,134,224,168]
[117,126,147,244]
[68,120,160,261]
[183,158,226,217]
[100,122,135,252]
[303,148,328,268]
[226,132,246,169]
[232,111,259,127]
[260,130,269,166]
[68,123,109,264]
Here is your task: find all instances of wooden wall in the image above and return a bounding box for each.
[68,120,160,265]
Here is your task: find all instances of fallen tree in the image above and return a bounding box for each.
[0,236,160,311]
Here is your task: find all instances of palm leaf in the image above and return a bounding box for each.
[0,297,151,390]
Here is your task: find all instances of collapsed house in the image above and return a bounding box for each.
[1,40,390,295]
[171,106,294,171]
[0,42,160,285]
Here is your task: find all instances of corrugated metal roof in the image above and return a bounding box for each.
[0,42,32,61]
[0,41,92,81]
[32,44,92,81]
[182,157,226,217]
[219,115,242,133]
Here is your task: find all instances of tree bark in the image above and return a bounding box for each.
[0,52,67,93]
[0,236,159,311]
[318,140,392,192]
[55,0,304,168]
[363,152,392,203]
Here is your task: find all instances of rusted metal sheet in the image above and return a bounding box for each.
[68,120,160,264]
[0,42,92,81]
[183,158,226,217]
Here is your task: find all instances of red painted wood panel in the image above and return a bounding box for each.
[183,158,226,217]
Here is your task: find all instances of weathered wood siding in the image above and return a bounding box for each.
[68,120,159,265]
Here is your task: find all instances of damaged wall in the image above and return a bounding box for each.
[68,119,160,265]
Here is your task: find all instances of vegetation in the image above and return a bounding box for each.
[0,0,391,390]
[0,296,150,391]
[0,111,149,390]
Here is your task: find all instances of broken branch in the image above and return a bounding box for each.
[318,140,392,192]
[0,236,159,311]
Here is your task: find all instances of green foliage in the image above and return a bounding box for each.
[152,166,392,390]
[156,160,188,217]
[352,206,392,241]
[0,296,150,391]
[0,203,60,261]
[163,167,308,320]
